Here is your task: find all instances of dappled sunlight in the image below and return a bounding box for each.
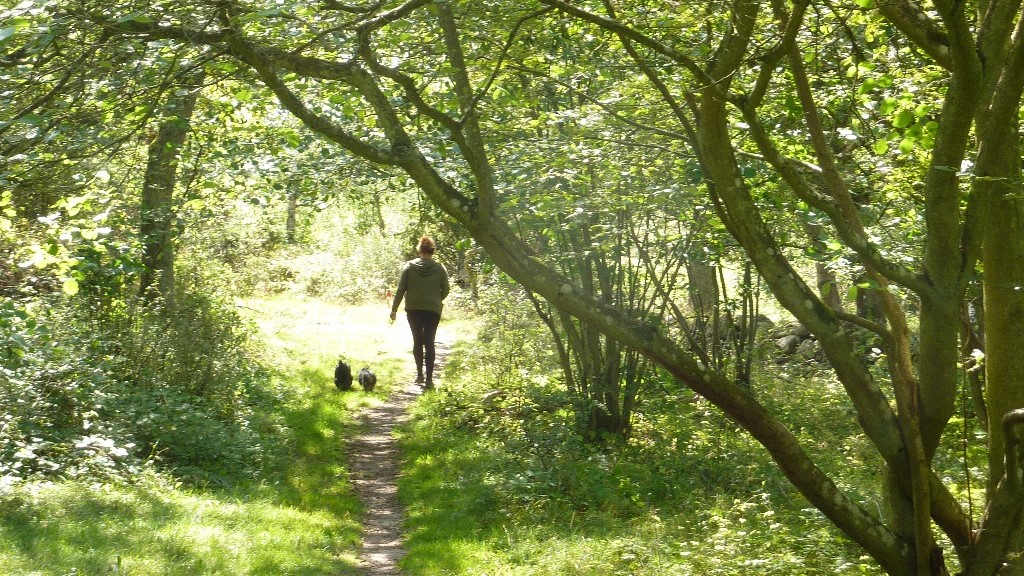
[5,0,1022,569]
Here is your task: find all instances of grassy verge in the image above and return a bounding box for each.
[0,297,408,575]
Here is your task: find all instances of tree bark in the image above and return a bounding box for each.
[286,185,298,244]
[686,258,718,342]
[139,71,204,302]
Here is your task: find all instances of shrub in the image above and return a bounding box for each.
[0,273,286,490]
[0,296,142,487]
[177,193,407,303]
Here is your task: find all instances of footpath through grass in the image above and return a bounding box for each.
[0,293,886,575]
[0,297,411,575]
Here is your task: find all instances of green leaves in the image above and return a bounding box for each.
[281,128,303,148]
[61,277,80,296]
[114,11,154,24]
[867,93,938,156]
[846,279,880,302]
[0,191,14,239]
[892,109,915,129]
[0,9,37,45]
[233,88,254,103]
[236,8,285,23]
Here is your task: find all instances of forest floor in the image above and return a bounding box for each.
[347,332,451,576]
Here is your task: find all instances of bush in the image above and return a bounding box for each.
[0,273,286,490]
[0,295,141,487]
[443,283,558,391]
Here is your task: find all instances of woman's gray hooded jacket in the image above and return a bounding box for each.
[391,258,450,315]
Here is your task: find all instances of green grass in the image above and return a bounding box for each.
[0,477,358,575]
[0,296,419,576]
[395,325,885,576]
[0,294,891,575]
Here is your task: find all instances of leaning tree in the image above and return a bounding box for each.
[9,0,1024,573]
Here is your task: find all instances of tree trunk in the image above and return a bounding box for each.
[286,186,298,244]
[804,222,843,312]
[139,71,204,301]
[974,54,1024,506]
[686,258,718,350]
[372,192,386,233]
[855,272,887,327]
[981,146,1024,494]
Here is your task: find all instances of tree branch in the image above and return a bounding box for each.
[537,0,720,93]
[601,0,696,139]
[435,1,497,218]
[322,0,388,14]
[510,64,690,142]
[0,32,111,137]
[874,0,953,70]
[355,0,434,35]
[737,101,929,295]
[460,7,554,127]
[227,34,398,165]
[748,0,810,107]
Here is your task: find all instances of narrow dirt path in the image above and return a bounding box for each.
[346,336,451,576]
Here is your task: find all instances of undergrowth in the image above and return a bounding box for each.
[399,290,884,575]
[0,273,280,489]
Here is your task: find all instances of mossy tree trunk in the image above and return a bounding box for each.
[139,70,204,302]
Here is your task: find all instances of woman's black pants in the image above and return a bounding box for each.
[406,309,441,381]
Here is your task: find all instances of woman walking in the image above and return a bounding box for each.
[389,236,450,388]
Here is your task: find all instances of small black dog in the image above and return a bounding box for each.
[334,359,353,391]
[357,367,377,392]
